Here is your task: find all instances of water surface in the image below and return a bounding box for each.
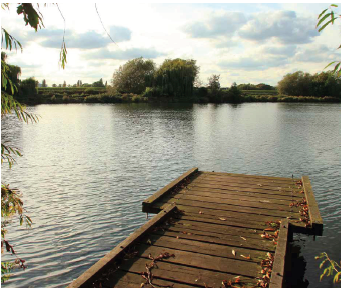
[1,103,341,287]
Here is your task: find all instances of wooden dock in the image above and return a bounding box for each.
[68,168,323,288]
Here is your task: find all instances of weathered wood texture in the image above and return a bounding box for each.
[302,176,324,235]
[69,169,323,288]
[68,204,177,288]
[143,171,323,234]
[269,219,290,288]
[142,167,198,213]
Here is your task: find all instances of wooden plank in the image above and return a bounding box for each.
[269,219,290,288]
[119,257,257,288]
[202,171,298,182]
[111,271,193,288]
[136,244,262,277]
[179,187,303,202]
[188,183,301,197]
[197,173,299,187]
[159,198,299,219]
[168,204,287,223]
[302,176,324,236]
[172,193,299,212]
[143,233,270,262]
[152,229,275,252]
[178,188,301,204]
[160,223,269,242]
[192,178,297,192]
[164,219,266,239]
[67,204,177,288]
[142,168,198,213]
[174,213,270,230]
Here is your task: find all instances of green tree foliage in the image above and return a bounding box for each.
[277,71,341,97]
[317,4,341,77]
[154,58,199,97]
[92,78,105,87]
[207,74,221,102]
[112,57,156,94]
[237,83,274,90]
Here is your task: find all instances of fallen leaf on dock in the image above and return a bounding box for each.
[219,217,226,221]
[264,228,275,231]
[199,211,203,214]
[176,236,179,239]
[257,184,263,187]
[240,236,247,241]
[147,239,152,245]
[232,250,236,256]
[240,254,251,260]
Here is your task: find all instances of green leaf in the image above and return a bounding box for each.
[317,13,331,28]
[318,8,328,19]
[319,19,335,32]
[331,4,338,7]
[324,61,337,69]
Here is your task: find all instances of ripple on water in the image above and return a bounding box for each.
[1,103,340,288]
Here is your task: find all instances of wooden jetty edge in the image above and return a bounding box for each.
[68,168,323,288]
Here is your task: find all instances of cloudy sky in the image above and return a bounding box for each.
[1,2,341,87]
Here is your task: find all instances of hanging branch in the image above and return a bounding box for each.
[95,3,119,47]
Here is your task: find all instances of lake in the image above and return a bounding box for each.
[1,102,341,288]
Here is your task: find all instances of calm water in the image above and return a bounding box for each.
[1,103,341,288]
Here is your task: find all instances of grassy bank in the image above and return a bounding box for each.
[27,87,340,104]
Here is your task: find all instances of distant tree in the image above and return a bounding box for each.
[72,84,77,87]
[52,84,57,87]
[42,79,47,87]
[92,78,105,87]
[278,71,340,97]
[58,84,62,88]
[67,84,70,87]
[154,58,199,97]
[105,80,107,87]
[63,81,66,88]
[112,57,156,94]
[208,74,221,101]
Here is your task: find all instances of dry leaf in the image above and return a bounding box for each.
[240,236,247,241]
[264,228,275,231]
[176,236,179,239]
[257,184,263,187]
[240,254,251,260]
[219,217,226,221]
[199,211,203,214]
[232,249,236,256]
[147,239,152,245]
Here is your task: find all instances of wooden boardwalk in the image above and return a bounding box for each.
[68,168,323,288]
